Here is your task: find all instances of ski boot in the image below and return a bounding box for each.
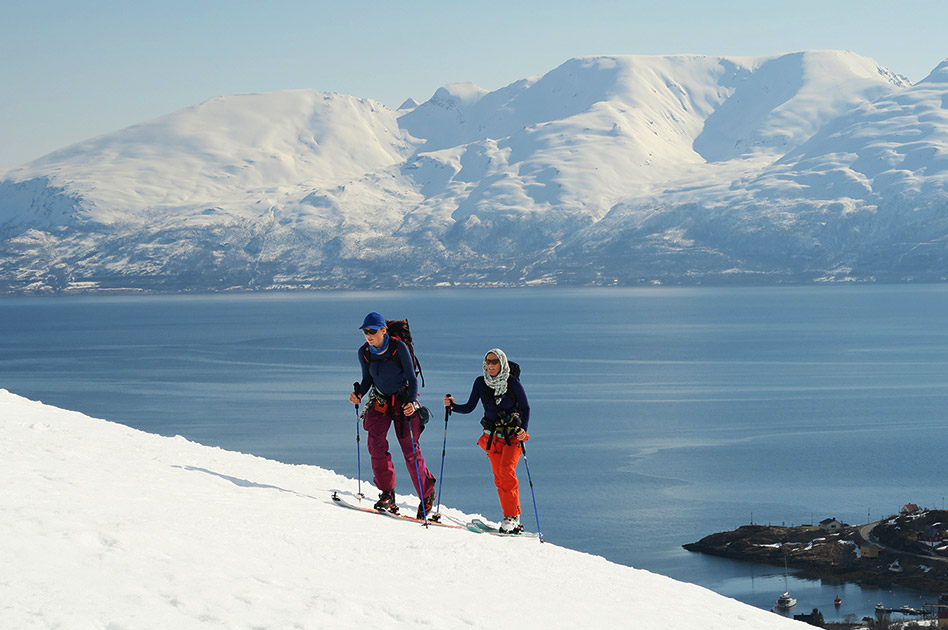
[499,515,522,534]
[416,492,437,521]
[374,489,398,514]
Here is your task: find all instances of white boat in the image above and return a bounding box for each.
[774,552,796,611]
[775,592,797,610]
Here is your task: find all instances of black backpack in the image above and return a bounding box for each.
[360,318,425,387]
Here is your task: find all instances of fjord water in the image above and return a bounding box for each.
[3,286,947,619]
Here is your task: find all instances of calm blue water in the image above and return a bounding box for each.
[3,286,947,620]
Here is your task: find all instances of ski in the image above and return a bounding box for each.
[466,518,540,538]
[331,492,466,530]
[377,507,468,529]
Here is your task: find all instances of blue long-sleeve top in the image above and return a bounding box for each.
[451,376,530,430]
[357,337,418,401]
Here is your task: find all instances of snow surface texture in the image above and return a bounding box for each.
[0,388,808,629]
[1,51,946,294]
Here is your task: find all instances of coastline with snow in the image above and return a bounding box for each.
[685,514,948,594]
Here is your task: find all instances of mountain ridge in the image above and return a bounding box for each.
[1,50,945,294]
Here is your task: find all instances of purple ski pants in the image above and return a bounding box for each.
[363,406,436,499]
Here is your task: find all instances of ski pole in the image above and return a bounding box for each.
[436,394,451,517]
[406,411,429,527]
[353,382,364,499]
[520,441,544,542]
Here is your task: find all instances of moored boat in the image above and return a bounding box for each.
[775,592,797,610]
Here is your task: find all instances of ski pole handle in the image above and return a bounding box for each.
[444,393,452,421]
[353,382,361,410]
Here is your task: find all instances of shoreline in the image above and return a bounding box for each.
[683,509,948,595]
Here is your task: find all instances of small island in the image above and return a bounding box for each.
[684,505,948,593]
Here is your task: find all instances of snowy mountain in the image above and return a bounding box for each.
[1,388,810,628]
[1,51,946,294]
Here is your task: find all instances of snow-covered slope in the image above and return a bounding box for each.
[0,51,945,294]
[3,91,414,223]
[0,388,809,629]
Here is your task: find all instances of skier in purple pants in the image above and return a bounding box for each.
[348,312,435,519]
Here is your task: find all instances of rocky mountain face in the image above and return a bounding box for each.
[1,51,946,294]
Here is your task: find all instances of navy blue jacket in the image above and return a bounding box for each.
[452,376,530,430]
[357,337,418,401]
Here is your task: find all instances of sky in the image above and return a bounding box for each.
[1,0,946,169]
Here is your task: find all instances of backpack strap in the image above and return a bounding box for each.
[363,337,424,389]
[480,380,521,414]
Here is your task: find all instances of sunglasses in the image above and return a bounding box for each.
[485,358,501,366]
[362,328,381,335]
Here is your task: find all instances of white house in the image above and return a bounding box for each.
[819,518,845,532]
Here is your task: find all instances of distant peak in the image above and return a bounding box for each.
[430,81,489,106]
[919,59,948,85]
[398,98,419,110]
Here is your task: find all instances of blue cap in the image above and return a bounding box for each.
[360,312,386,330]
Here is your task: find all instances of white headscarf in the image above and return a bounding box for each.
[482,348,510,403]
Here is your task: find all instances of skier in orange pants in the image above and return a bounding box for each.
[478,427,529,519]
[445,348,530,534]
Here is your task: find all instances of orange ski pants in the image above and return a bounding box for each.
[477,431,529,517]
